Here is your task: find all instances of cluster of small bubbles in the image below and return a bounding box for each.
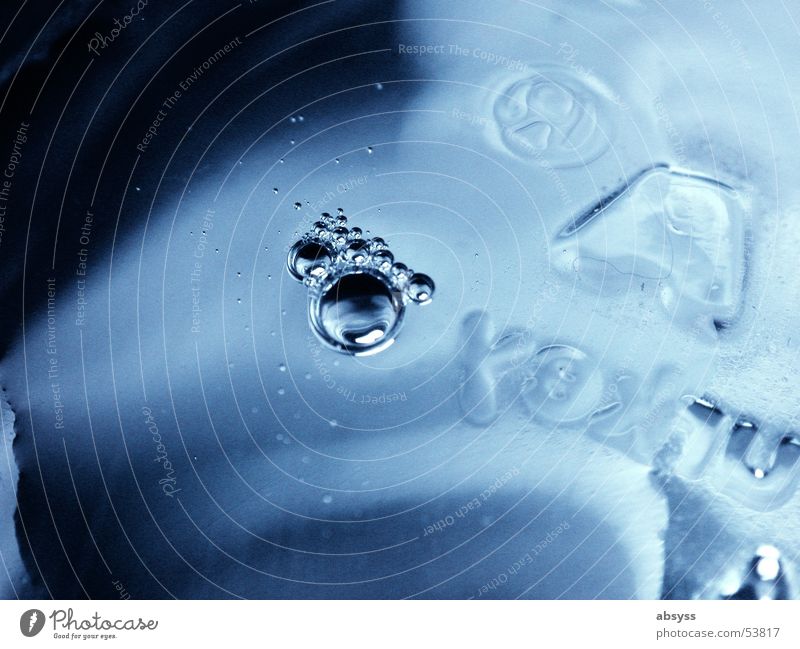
[286,212,435,355]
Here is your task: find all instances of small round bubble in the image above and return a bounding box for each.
[407,273,435,304]
[371,249,394,271]
[391,262,409,280]
[288,240,332,280]
[344,240,369,263]
[369,237,387,251]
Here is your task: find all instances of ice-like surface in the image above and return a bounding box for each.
[555,166,748,335]
[1,0,800,599]
[489,64,618,168]
[0,389,25,597]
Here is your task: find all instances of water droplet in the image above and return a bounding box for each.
[375,83,383,90]
[366,147,373,154]
[304,372,312,380]
[273,187,278,194]
[322,494,333,504]
[277,387,285,395]
[293,202,302,210]
[278,363,286,372]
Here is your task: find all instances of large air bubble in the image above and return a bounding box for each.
[311,271,404,355]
